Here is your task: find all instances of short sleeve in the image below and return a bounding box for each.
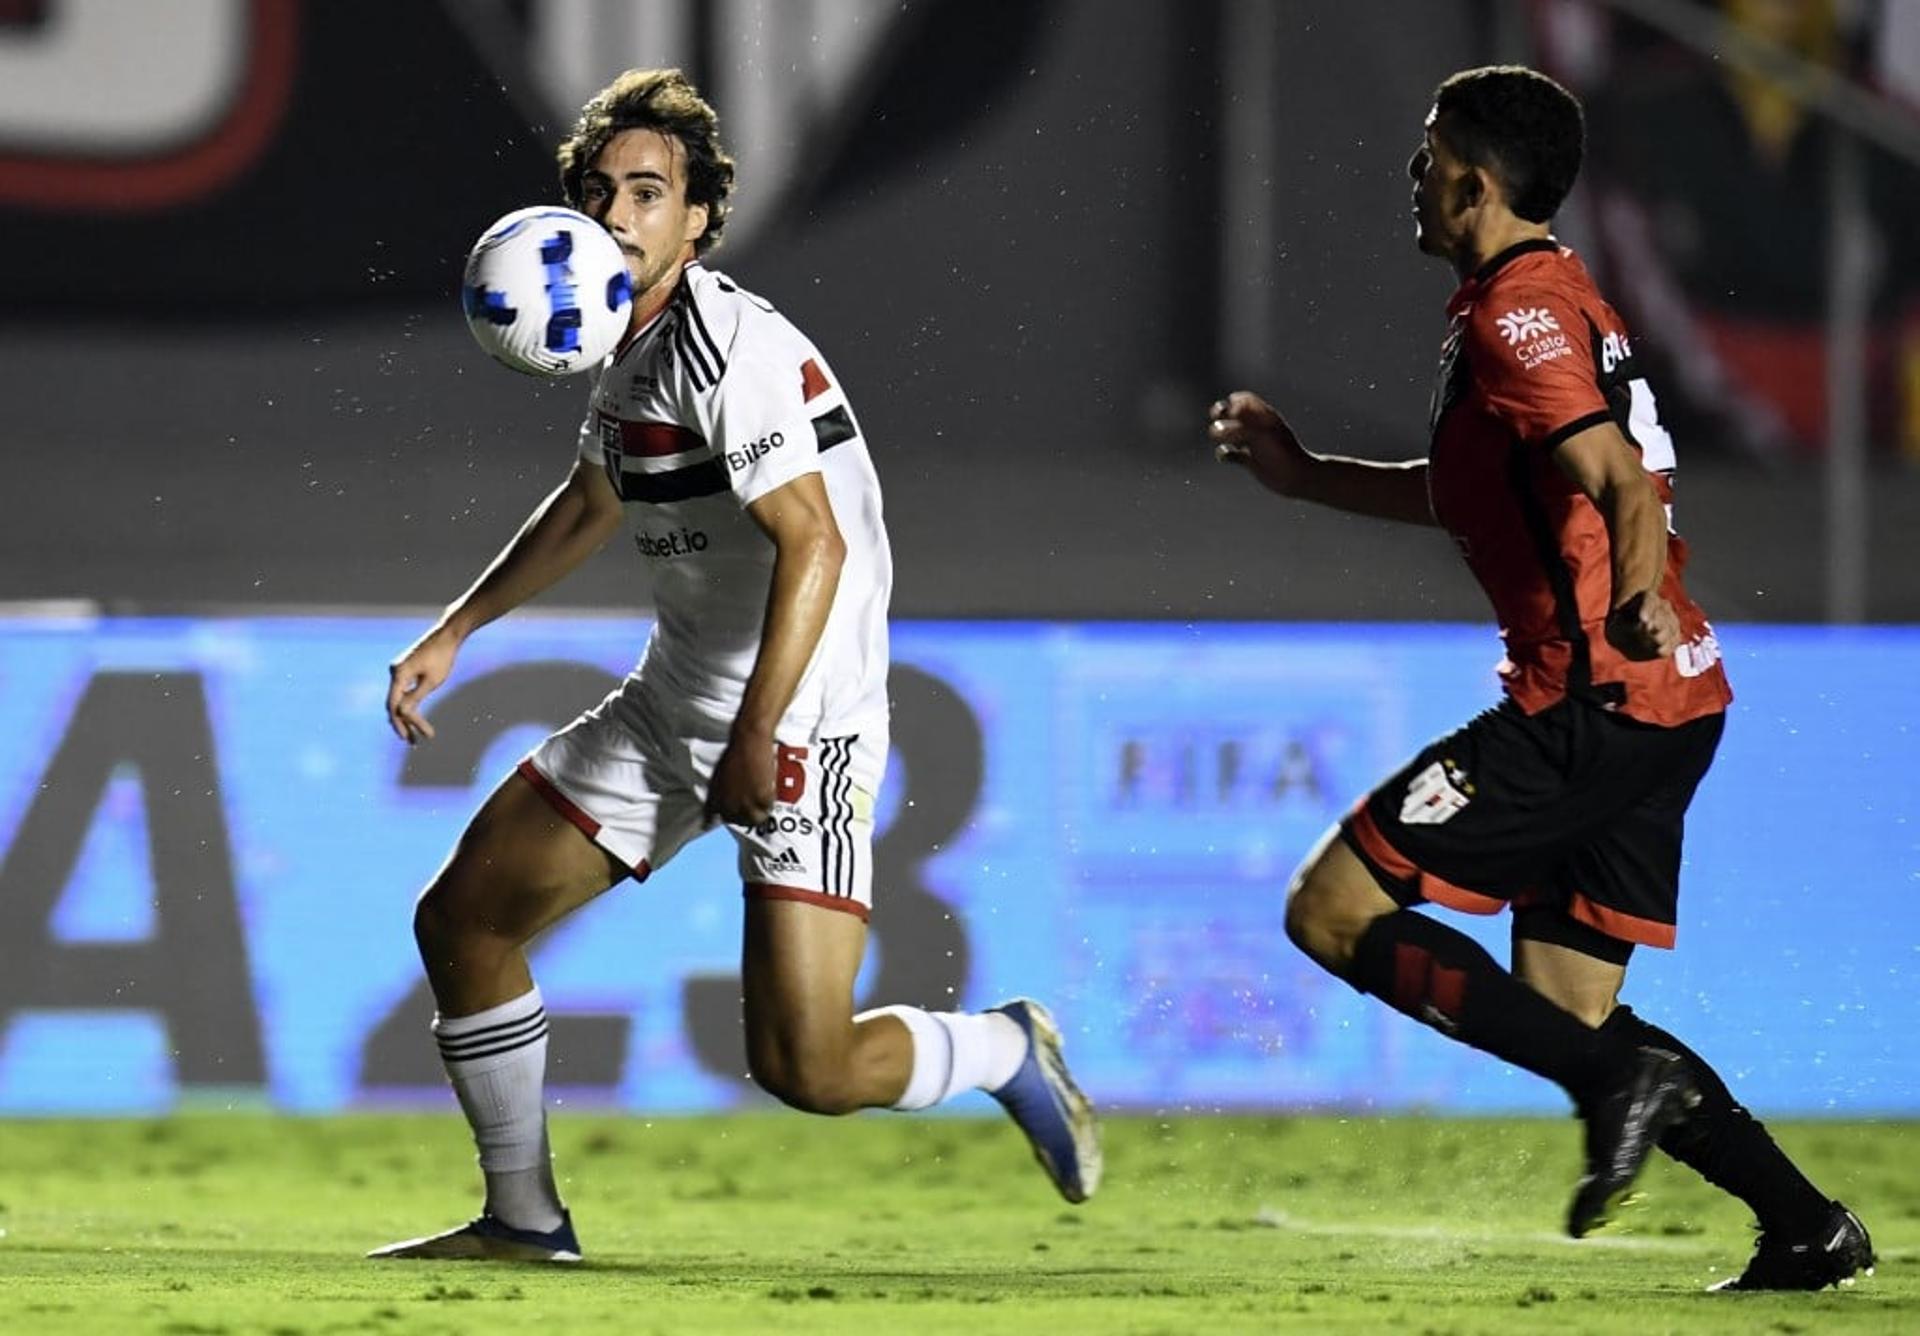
[575,363,614,465]
[576,407,608,466]
[689,319,823,507]
[1465,288,1611,447]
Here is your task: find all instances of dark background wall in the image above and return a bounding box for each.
[4,0,1917,621]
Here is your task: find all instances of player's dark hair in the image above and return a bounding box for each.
[1433,65,1584,223]
[557,68,736,255]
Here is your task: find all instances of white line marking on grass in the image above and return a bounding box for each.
[1253,1207,1715,1253]
[1253,1209,1918,1276]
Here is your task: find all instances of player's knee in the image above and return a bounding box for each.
[1283,881,1341,966]
[411,881,461,955]
[411,867,536,958]
[1551,991,1615,1029]
[747,1043,862,1116]
[1566,997,1615,1028]
[1284,855,1380,971]
[1518,968,1618,1029]
[412,884,498,978]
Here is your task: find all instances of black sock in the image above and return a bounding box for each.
[1347,909,1636,1108]
[1603,1006,1832,1234]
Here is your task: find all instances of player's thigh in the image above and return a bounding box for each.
[739,897,868,1076]
[730,729,886,1063]
[421,770,627,942]
[435,684,711,944]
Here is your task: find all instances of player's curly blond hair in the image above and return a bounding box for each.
[556,68,736,255]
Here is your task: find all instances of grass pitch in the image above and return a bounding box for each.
[0,1111,1911,1334]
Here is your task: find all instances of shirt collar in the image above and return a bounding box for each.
[1448,237,1562,313]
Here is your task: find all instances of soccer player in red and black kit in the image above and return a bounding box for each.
[1209,65,1872,1292]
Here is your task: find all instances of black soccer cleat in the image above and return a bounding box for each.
[1710,1202,1875,1292]
[1567,1045,1701,1238]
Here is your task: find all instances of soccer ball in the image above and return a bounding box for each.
[461,206,634,377]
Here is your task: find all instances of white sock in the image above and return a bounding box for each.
[857,1006,1029,1111]
[434,986,564,1232]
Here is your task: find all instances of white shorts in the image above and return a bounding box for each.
[517,681,887,920]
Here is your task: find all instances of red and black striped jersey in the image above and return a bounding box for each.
[1426,240,1731,726]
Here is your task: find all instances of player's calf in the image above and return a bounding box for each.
[746,1038,873,1117]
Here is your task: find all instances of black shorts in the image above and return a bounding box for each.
[1340,697,1724,948]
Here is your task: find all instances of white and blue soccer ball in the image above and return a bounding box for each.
[461,206,634,377]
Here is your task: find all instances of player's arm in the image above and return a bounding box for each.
[1208,391,1437,526]
[386,457,625,744]
[705,471,846,826]
[1550,420,1680,661]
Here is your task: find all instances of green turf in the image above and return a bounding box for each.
[0,1111,1910,1334]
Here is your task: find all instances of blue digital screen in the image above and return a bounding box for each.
[0,616,1913,1116]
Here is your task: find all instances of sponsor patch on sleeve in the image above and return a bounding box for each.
[1494,306,1573,370]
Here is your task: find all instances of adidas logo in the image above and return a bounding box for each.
[765,847,805,870]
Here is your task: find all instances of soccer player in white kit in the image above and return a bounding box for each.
[369,69,1100,1263]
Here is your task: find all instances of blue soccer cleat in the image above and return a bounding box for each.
[987,999,1103,1204]
[366,1209,583,1263]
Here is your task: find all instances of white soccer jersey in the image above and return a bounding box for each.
[577,260,892,735]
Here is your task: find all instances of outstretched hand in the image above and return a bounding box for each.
[1208,391,1311,496]
[386,626,461,744]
